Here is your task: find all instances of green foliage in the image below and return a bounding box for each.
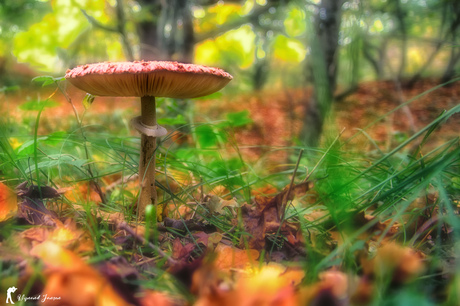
[195,125,219,149]
[196,25,256,69]
[157,114,187,126]
[19,100,59,111]
[284,7,307,37]
[32,75,65,87]
[225,110,253,128]
[12,0,110,71]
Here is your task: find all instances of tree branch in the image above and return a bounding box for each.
[195,5,272,42]
[81,9,118,33]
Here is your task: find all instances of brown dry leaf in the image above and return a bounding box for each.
[31,241,129,306]
[172,238,196,261]
[208,232,223,246]
[16,183,61,225]
[98,210,126,225]
[214,243,259,271]
[303,208,328,223]
[193,232,224,249]
[194,231,210,247]
[362,242,424,284]
[0,182,17,221]
[238,182,308,250]
[204,194,239,214]
[238,203,267,249]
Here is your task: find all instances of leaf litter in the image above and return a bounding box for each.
[0,173,454,305]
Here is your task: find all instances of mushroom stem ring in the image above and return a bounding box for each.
[131,117,168,137]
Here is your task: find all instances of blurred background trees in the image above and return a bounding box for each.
[1,0,459,145]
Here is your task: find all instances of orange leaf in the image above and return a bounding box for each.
[140,291,175,306]
[0,182,17,221]
[31,242,129,306]
[214,243,259,270]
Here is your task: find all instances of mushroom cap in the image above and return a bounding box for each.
[65,61,233,98]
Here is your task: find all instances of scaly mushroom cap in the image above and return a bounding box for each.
[65,61,233,98]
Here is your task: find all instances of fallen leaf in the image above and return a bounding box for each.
[361,242,424,284]
[16,183,60,225]
[98,257,140,305]
[193,232,224,250]
[214,243,259,271]
[64,182,104,204]
[194,261,299,306]
[204,194,239,214]
[20,218,94,254]
[172,238,196,261]
[237,183,307,250]
[164,217,215,232]
[297,270,349,305]
[194,232,209,247]
[0,182,17,221]
[242,262,305,288]
[350,275,374,305]
[31,241,130,306]
[140,290,175,306]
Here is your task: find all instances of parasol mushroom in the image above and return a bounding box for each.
[65,61,232,217]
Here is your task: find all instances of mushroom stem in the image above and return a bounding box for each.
[138,95,157,217]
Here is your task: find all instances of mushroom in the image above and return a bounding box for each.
[65,61,232,217]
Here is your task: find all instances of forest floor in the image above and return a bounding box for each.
[3,78,459,154]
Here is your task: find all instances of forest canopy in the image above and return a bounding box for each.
[2,0,458,90]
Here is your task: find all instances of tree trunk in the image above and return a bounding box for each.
[180,0,195,63]
[301,0,343,146]
[440,0,460,85]
[394,0,407,79]
[137,0,163,60]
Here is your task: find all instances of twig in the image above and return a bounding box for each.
[409,215,439,246]
[105,174,139,192]
[117,221,178,266]
[280,149,304,220]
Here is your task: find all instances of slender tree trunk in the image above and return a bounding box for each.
[441,1,460,85]
[441,48,460,84]
[301,0,343,146]
[116,0,134,61]
[180,0,195,63]
[137,0,163,60]
[394,0,407,79]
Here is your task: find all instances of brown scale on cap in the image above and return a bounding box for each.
[65,61,233,98]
